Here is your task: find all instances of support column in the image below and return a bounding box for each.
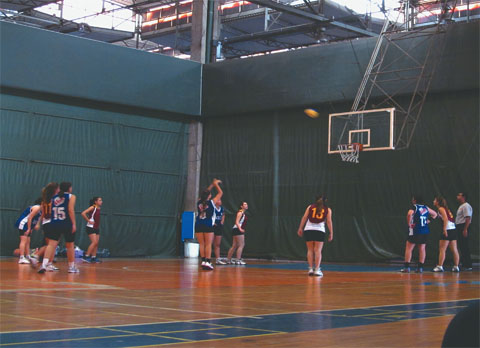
[185,1,218,212]
[185,1,209,212]
[191,0,208,63]
[184,121,203,212]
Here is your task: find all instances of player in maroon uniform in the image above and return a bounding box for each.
[81,197,103,263]
[432,196,460,272]
[297,196,333,276]
[227,202,248,265]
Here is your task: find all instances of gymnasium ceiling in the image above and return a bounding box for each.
[2,0,472,60]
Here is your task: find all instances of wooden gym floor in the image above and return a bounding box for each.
[0,258,479,347]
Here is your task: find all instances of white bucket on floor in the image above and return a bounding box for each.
[184,241,199,258]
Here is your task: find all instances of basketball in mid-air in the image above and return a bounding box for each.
[304,108,319,118]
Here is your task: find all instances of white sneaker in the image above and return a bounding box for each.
[314,268,323,277]
[201,261,206,267]
[432,265,444,272]
[308,268,314,276]
[237,259,246,265]
[46,264,59,271]
[18,257,30,264]
[452,266,460,272]
[38,266,46,274]
[68,266,80,273]
[204,262,214,270]
[216,258,227,265]
[27,256,38,267]
[229,258,237,265]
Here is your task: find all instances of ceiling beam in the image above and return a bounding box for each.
[247,0,377,37]
[223,23,317,44]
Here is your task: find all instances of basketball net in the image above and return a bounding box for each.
[337,143,362,163]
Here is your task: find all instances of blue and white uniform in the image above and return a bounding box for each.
[195,199,215,232]
[213,205,224,236]
[50,193,72,227]
[48,193,75,242]
[214,205,224,226]
[409,204,430,235]
[15,205,41,231]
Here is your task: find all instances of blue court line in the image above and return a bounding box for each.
[1,299,478,347]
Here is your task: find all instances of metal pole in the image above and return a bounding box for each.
[205,0,215,63]
[467,0,470,22]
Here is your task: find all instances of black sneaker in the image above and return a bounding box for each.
[415,267,423,273]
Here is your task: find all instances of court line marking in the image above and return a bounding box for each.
[17,299,181,322]
[0,322,283,347]
[2,298,477,335]
[126,332,285,348]
[15,292,265,319]
[0,313,86,328]
[0,332,197,346]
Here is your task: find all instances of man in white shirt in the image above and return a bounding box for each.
[456,192,473,271]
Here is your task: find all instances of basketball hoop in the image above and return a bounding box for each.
[337,143,363,163]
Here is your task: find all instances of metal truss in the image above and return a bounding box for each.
[351,0,459,150]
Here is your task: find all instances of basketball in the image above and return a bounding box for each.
[304,108,319,118]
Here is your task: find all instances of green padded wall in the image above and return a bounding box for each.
[0,21,202,116]
[201,90,479,263]
[0,93,189,257]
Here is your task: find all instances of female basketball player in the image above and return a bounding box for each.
[15,198,42,264]
[401,195,437,273]
[297,196,333,276]
[38,182,78,274]
[195,178,223,270]
[35,182,59,272]
[227,202,249,265]
[213,199,227,265]
[432,196,460,272]
[81,197,103,263]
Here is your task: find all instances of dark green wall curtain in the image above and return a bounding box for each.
[0,93,189,257]
[201,90,479,263]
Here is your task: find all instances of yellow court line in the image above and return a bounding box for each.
[0,333,145,347]
[28,300,176,322]
[16,292,248,318]
[127,332,286,348]
[0,313,85,328]
[103,322,283,335]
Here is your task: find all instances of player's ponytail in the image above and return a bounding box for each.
[59,182,72,198]
[314,195,327,210]
[42,182,58,218]
[199,190,211,206]
[90,196,99,207]
[435,196,448,209]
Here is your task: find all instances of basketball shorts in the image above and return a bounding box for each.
[195,223,214,233]
[213,224,224,236]
[48,224,75,243]
[303,230,326,242]
[86,227,100,235]
[18,229,29,237]
[407,234,428,245]
[232,227,244,236]
[440,229,457,241]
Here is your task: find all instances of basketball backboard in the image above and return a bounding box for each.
[328,108,395,154]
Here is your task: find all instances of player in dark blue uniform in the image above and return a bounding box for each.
[38,182,78,274]
[401,195,437,273]
[195,179,223,270]
[15,198,42,264]
[213,199,226,265]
